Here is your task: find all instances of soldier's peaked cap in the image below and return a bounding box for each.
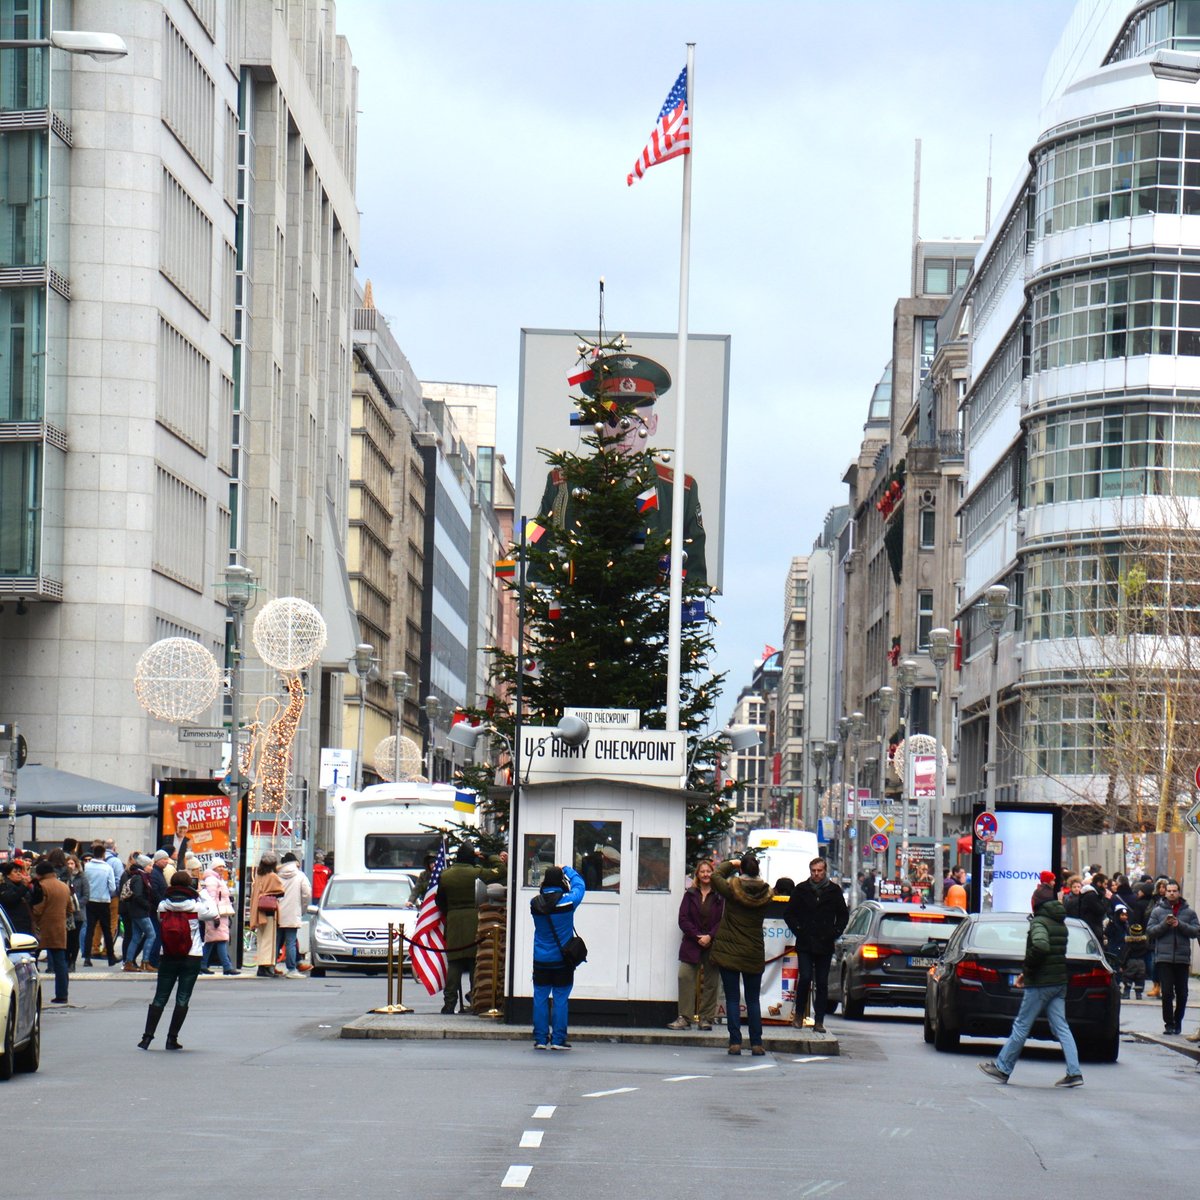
[580,353,672,407]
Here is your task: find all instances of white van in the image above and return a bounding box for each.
[747,828,820,888]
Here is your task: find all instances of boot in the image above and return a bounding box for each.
[164,1003,188,1050]
[138,1003,164,1050]
[1148,982,1161,998]
[256,966,274,978]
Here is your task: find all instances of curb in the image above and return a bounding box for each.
[1130,1031,1200,1062]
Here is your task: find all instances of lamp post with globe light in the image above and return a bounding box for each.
[348,643,380,790]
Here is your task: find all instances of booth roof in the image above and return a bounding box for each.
[10,765,157,817]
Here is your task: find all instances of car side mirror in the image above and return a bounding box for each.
[9,932,39,955]
[918,940,943,957]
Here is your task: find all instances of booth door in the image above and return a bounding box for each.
[562,808,633,1000]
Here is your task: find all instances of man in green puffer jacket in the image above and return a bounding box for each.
[979,875,1084,1088]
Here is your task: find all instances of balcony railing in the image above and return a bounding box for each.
[909,429,964,461]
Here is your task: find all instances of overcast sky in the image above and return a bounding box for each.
[334,0,1078,727]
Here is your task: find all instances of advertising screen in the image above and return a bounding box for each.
[974,804,1062,913]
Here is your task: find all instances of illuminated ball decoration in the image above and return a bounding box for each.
[889,734,946,773]
[252,598,327,672]
[134,638,222,723]
[373,735,424,783]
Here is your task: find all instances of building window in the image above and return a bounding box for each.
[917,590,934,650]
[153,467,206,590]
[161,170,213,315]
[162,14,215,176]
[924,260,952,294]
[157,319,209,454]
[919,507,936,548]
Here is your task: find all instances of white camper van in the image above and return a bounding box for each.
[747,828,820,887]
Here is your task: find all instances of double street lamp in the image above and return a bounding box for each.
[983,585,1011,814]
[348,643,380,790]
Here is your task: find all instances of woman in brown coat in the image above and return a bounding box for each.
[31,860,72,1004]
[710,853,774,1056]
[249,854,285,978]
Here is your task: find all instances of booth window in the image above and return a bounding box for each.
[573,820,621,891]
[637,837,671,891]
[523,834,556,888]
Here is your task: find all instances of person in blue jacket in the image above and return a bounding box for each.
[530,864,586,1050]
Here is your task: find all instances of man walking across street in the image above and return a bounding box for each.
[1146,878,1200,1036]
[783,857,848,1034]
[980,877,1083,1088]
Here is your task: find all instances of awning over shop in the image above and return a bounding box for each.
[7,765,158,818]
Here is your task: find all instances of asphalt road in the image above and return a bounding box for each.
[8,973,1199,1198]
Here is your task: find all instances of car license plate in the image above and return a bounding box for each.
[351,947,387,958]
[908,956,937,967]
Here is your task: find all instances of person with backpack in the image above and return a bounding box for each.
[137,870,217,1050]
[529,864,586,1050]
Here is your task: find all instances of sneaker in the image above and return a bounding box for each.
[812,1022,826,1034]
[550,1042,572,1051]
[199,968,216,975]
[667,1017,692,1030]
[223,969,241,976]
[1054,1073,1084,1088]
[534,1043,549,1051]
[978,1061,1010,1083]
[285,970,303,979]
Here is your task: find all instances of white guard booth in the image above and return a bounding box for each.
[508,723,688,1027]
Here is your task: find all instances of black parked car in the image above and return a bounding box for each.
[923,912,1120,1062]
[830,901,968,1018]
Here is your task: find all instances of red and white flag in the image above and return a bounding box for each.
[567,363,594,388]
[409,841,448,995]
[627,66,689,187]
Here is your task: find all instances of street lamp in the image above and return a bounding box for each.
[422,695,441,782]
[983,585,1011,815]
[876,686,894,880]
[928,627,952,881]
[0,31,129,60]
[809,741,827,830]
[348,643,380,789]
[847,711,865,899]
[387,670,409,780]
[897,658,919,879]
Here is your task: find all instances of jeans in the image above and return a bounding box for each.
[46,947,69,1001]
[151,957,203,1009]
[720,967,763,1047]
[796,950,833,1022]
[995,984,1081,1077]
[276,926,298,972]
[1158,960,1190,1028]
[125,916,154,964]
[146,920,161,967]
[532,975,574,1046]
[202,941,234,971]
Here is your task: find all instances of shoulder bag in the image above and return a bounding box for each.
[543,909,587,968]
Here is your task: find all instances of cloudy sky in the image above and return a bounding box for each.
[334,0,1078,726]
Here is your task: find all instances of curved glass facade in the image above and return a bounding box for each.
[1106,0,1200,64]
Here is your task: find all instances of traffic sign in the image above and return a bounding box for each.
[1195,762,1200,792]
[870,813,894,835]
[974,811,998,842]
[870,832,890,853]
[1185,802,1200,837]
[988,841,1004,855]
[179,727,229,744]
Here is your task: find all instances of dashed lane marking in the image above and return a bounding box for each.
[582,1087,638,1098]
[663,1074,712,1082]
[501,1165,533,1188]
[733,1062,775,1072]
[519,1131,544,1149]
[532,1106,556,1119]
[798,1182,845,1197]
[792,1056,832,1063]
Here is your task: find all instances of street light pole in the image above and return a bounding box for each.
[848,710,864,901]
[877,686,894,883]
[809,741,826,831]
[897,658,919,880]
[423,695,441,782]
[349,643,379,790]
[928,628,952,884]
[983,585,1011,815]
[389,671,409,779]
[837,716,851,878]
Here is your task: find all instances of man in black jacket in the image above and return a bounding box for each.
[783,858,848,1034]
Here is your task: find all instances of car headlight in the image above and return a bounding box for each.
[313,920,345,945]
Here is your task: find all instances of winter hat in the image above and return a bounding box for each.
[1031,883,1056,910]
[1039,871,1057,886]
[184,855,203,872]
[209,858,227,871]
[455,842,477,864]
[153,849,170,862]
[541,866,565,892]
[136,854,152,867]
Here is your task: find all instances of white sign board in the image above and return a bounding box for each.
[521,727,687,787]
[909,753,936,800]
[320,748,355,790]
[564,707,641,729]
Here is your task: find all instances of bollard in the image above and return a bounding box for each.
[371,921,412,1014]
[481,925,503,1020]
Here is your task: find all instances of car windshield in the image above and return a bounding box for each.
[363,833,440,870]
[878,912,965,942]
[969,919,1101,957]
[322,878,413,909]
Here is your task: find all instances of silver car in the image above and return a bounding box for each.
[0,908,41,1079]
[308,873,417,976]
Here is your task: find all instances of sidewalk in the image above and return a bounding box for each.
[1120,995,1200,1063]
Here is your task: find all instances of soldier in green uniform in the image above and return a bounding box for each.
[436,842,507,1014]
[537,353,707,586]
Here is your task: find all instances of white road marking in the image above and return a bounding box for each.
[733,1062,775,1072]
[519,1130,544,1149]
[582,1086,638,1097]
[792,1055,831,1063]
[798,1182,845,1197]
[501,1165,533,1188]
[532,1105,556,1119]
[663,1074,712,1082]
[881,1127,912,1139]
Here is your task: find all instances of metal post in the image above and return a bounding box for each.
[983,586,1011,816]
[929,628,952,886]
[504,516,529,1023]
[898,659,918,880]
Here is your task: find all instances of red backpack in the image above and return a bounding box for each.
[159,908,194,956]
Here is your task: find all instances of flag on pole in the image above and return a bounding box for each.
[627,66,690,187]
[525,518,547,544]
[409,841,448,995]
[453,789,478,814]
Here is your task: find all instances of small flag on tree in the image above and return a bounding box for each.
[523,657,543,678]
[454,789,477,813]
[495,558,516,578]
[567,363,594,387]
[547,595,563,620]
[636,486,658,514]
[683,599,707,624]
[526,519,547,544]
[628,66,690,187]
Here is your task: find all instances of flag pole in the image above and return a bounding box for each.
[665,42,694,736]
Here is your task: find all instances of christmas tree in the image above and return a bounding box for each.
[458,330,733,861]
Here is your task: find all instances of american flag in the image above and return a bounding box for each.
[627,67,690,187]
[410,841,448,995]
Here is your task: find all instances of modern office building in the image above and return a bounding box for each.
[774,556,808,824]
[0,1,360,829]
[958,0,1200,828]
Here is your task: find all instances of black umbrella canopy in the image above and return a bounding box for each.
[10,765,157,817]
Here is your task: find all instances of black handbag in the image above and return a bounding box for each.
[545,913,587,968]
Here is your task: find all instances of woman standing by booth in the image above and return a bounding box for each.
[710,853,774,1056]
